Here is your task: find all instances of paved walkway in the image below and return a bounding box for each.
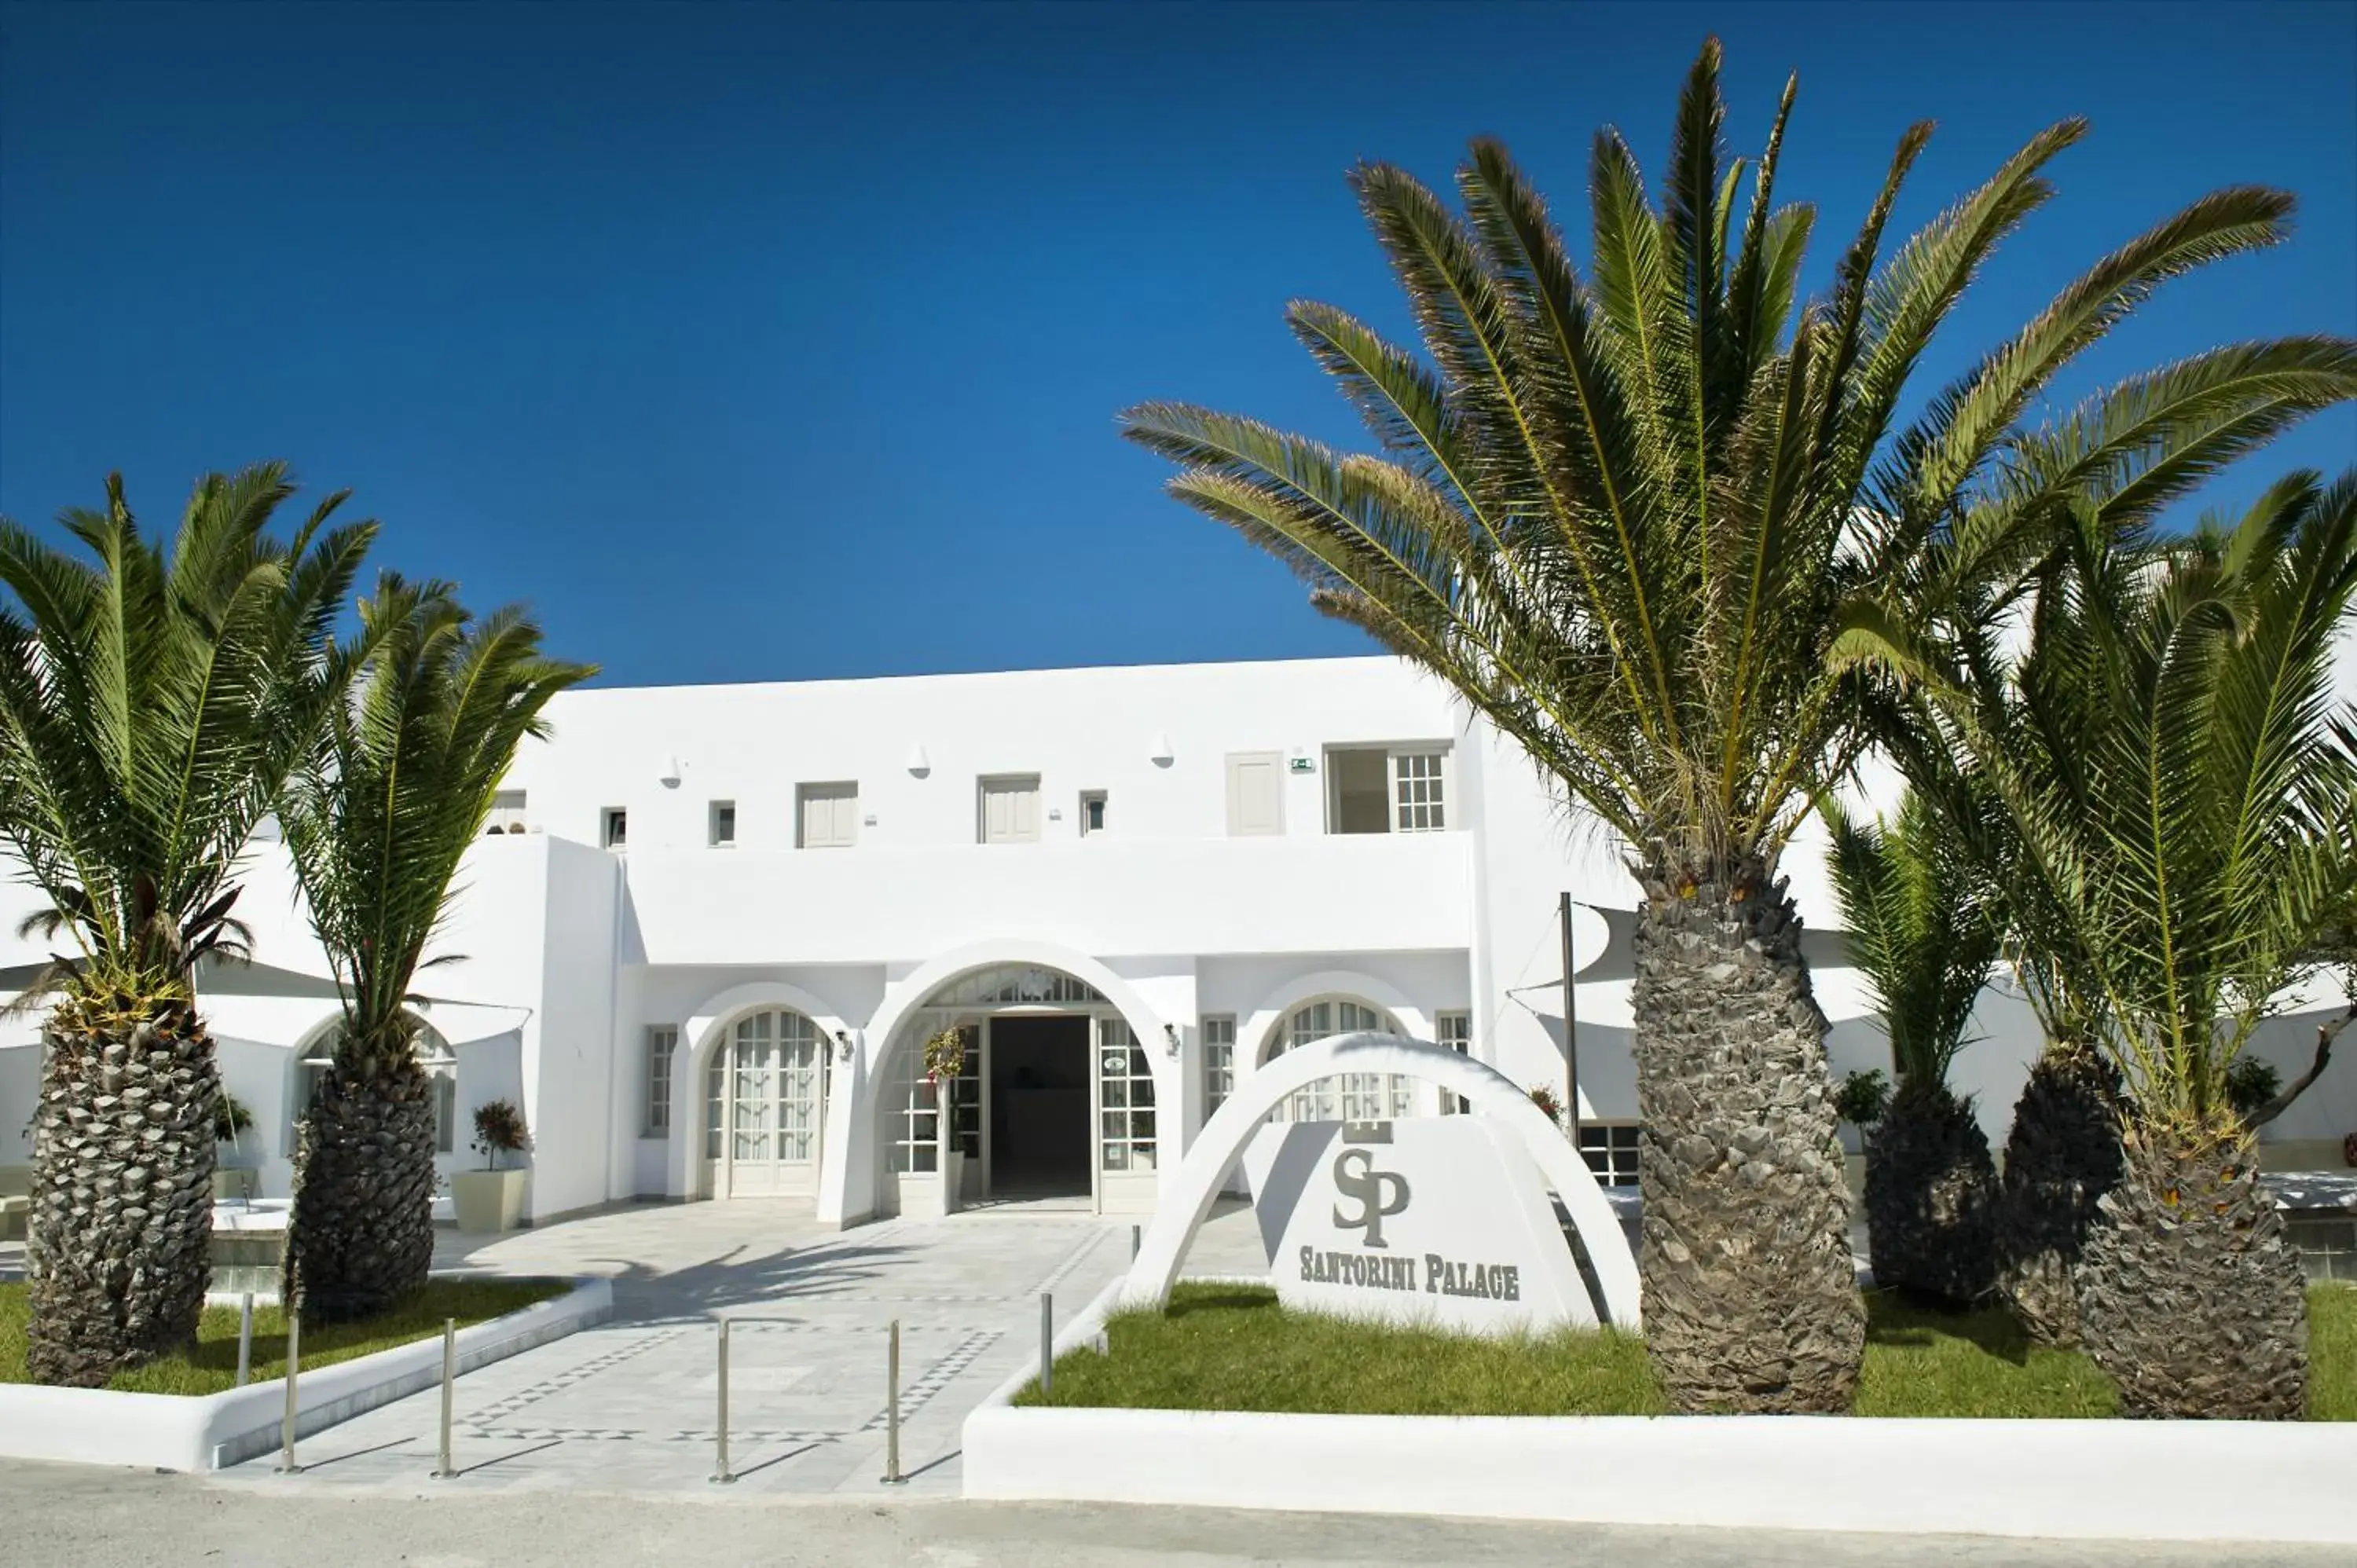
[209,1198,1270,1497]
[5,1464,2346,1568]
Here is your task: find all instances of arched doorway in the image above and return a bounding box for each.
[1262,996,1422,1123]
[878,962,1158,1217]
[702,1006,834,1200]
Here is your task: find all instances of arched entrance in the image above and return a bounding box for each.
[877,962,1160,1218]
[702,1006,836,1200]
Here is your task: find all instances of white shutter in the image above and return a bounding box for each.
[980,776,1041,844]
[800,783,857,848]
[1225,753,1284,836]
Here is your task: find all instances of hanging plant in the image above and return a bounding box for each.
[922,1026,967,1086]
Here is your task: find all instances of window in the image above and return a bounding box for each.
[1224,752,1284,836]
[1079,789,1107,837]
[888,1023,976,1173]
[978,775,1042,844]
[709,800,736,848]
[1270,998,1413,1122]
[1325,746,1447,833]
[603,808,629,849]
[797,782,858,848]
[1098,1018,1157,1171]
[2286,1215,2356,1283]
[1201,1015,1235,1116]
[643,1026,676,1135]
[1394,751,1446,831]
[489,789,528,833]
[1579,1123,1641,1188]
[1436,1010,1471,1113]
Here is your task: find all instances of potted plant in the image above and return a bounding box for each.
[452,1099,531,1233]
[210,1090,258,1203]
[1833,1069,1890,1198]
[922,1027,968,1211]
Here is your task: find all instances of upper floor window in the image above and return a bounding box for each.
[489,789,529,834]
[978,775,1041,844]
[1326,746,1447,834]
[603,808,628,849]
[797,782,858,848]
[709,800,737,848]
[1079,789,1108,837]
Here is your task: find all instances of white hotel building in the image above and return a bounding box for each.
[2,654,2351,1229]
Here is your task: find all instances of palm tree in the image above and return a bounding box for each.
[279,577,592,1321]
[1891,473,2355,1416]
[1120,37,2354,1411]
[0,467,372,1385]
[2061,475,2355,1418]
[1827,795,2001,1306]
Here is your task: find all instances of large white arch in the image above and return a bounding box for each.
[670,979,858,1203]
[834,938,1171,1226]
[1121,1032,1640,1328]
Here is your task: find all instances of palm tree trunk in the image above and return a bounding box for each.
[284,1056,438,1324]
[24,996,218,1386]
[2074,1125,2307,1419]
[1994,1040,2124,1345]
[1632,860,1865,1412]
[1864,1078,1998,1306]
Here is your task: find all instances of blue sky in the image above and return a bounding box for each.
[2,1,2352,687]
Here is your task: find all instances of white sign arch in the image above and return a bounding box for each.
[1120,1033,1640,1328]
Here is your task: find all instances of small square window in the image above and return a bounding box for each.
[709,801,736,847]
[1080,790,1107,836]
[602,808,628,849]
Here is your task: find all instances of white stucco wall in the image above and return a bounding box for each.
[1,650,2350,1225]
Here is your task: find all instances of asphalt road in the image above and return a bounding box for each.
[5,1464,2344,1568]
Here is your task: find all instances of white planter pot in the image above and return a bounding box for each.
[941,1149,966,1214]
[452,1168,528,1233]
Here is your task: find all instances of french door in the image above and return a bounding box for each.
[704,1009,830,1199]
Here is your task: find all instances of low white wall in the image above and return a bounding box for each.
[964,1280,2355,1545]
[0,1277,611,1473]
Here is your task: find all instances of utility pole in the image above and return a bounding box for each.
[1559,892,1580,1150]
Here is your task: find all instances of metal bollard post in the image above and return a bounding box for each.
[235,1293,255,1389]
[710,1317,734,1485]
[1039,1291,1053,1398]
[881,1318,903,1484]
[1130,1224,1140,1261]
[433,1317,456,1479]
[275,1310,302,1474]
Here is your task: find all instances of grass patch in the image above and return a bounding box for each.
[0,1277,570,1396]
[1020,1280,2356,1420]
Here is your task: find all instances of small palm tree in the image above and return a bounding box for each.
[1892,472,2357,1416]
[279,577,592,1321]
[1120,36,2350,1411]
[1827,795,2002,1306]
[0,467,372,1384]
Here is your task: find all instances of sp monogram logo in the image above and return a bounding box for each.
[1330,1147,1412,1247]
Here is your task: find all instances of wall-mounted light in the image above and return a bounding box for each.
[1147,731,1174,768]
[834,1029,856,1063]
[905,742,931,779]
[1163,1023,1182,1060]
[658,755,682,788]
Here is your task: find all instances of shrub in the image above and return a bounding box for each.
[1527,1083,1566,1127]
[1836,1068,1891,1128]
[470,1099,530,1171]
[2224,1056,2282,1122]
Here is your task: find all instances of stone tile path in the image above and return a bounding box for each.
[207,1198,1271,1497]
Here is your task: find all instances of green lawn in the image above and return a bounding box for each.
[1019,1280,2356,1420]
[1,1278,570,1396]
